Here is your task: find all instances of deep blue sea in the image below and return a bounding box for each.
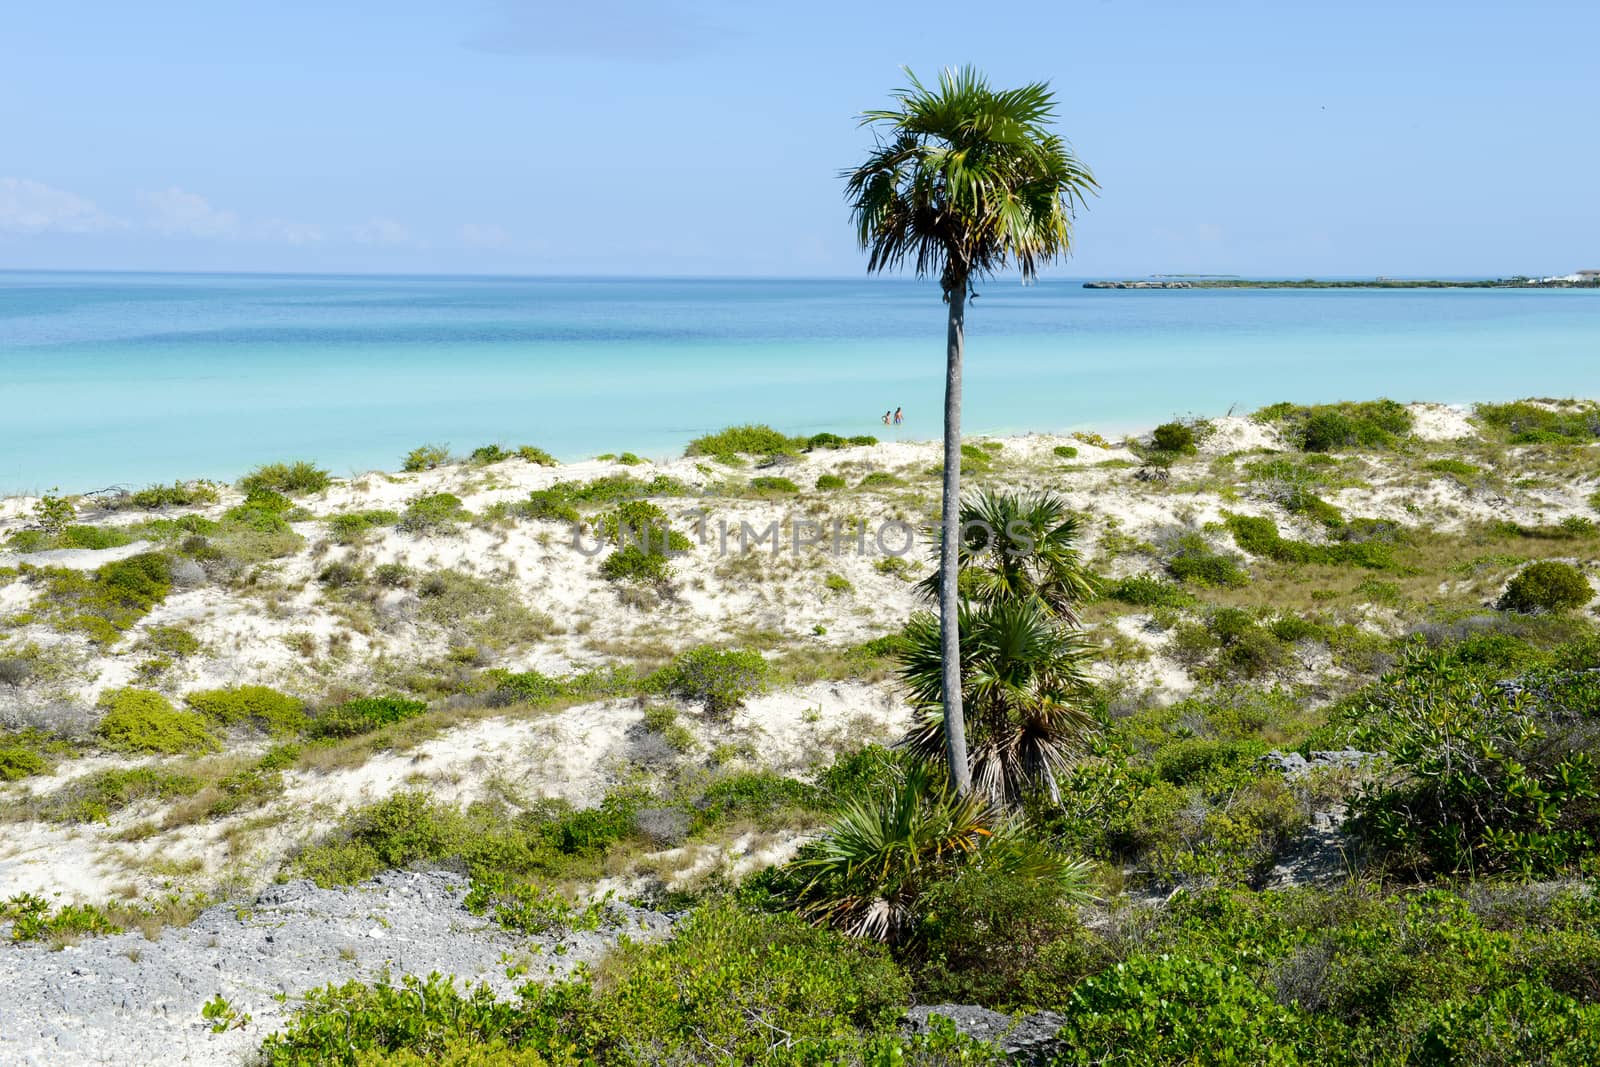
[3,271,1599,494]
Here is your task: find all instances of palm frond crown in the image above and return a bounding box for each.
[845,66,1097,296]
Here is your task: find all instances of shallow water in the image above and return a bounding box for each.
[3,271,1598,492]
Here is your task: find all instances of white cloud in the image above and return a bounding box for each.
[0,177,117,233]
[141,187,240,238]
[257,218,324,245]
[458,222,511,249]
[349,218,413,246]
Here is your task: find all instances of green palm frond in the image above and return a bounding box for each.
[916,489,1098,617]
[846,66,1096,296]
[787,766,1092,941]
[899,598,1096,806]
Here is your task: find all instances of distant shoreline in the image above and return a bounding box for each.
[1084,277,1600,290]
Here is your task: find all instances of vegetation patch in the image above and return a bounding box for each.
[1255,398,1414,452]
[1496,560,1593,614]
[185,685,308,735]
[401,444,451,472]
[238,461,331,496]
[1476,398,1600,444]
[653,646,769,716]
[305,696,429,740]
[1226,513,1398,569]
[686,424,805,460]
[96,688,217,754]
[15,552,175,644]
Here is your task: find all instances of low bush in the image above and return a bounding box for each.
[19,552,173,644]
[1476,399,1600,444]
[184,686,307,735]
[1226,514,1396,569]
[598,545,671,584]
[859,471,905,489]
[1347,651,1600,877]
[816,473,846,490]
[305,696,428,740]
[1164,532,1250,588]
[325,509,399,544]
[261,903,914,1067]
[749,475,800,494]
[316,560,365,587]
[141,625,201,658]
[397,493,468,535]
[1151,421,1197,454]
[0,743,48,781]
[402,444,451,471]
[95,688,217,754]
[1257,399,1413,452]
[654,646,769,715]
[686,424,804,458]
[1105,574,1195,607]
[239,461,331,496]
[127,482,220,509]
[517,445,558,466]
[1497,560,1592,614]
[1423,458,1480,477]
[1054,444,1080,459]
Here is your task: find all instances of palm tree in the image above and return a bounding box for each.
[898,598,1096,806]
[916,489,1098,620]
[846,67,1095,795]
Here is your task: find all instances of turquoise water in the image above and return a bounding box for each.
[3,271,1599,494]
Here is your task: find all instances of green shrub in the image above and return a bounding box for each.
[468,444,514,465]
[37,764,203,823]
[185,686,307,735]
[127,482,220,509]
[686,424,803,458]
[859,471,905,489]
[1226,514,1396,569]
[239,461,331,496]
[398,493,468,535]
[1424,458,1480,477]
[95,688,217,754]
[373,562,411,587]
[0,745,48,781]
[816,474,846,490]
[54,525,136,550]
[305,696,428,740]
[316,560,365,587]
[140,625,201,658]
[1106,574,1195,607]
[749,475,800,494]
[516,445,558,466]
[262,903,913,1067]
[1151,421,1197,454]
[598,545,672,584]
[655,646,769,715]
[1348,652,1600,877]
[402,444,451,471]
[31,493,75,535]
[1476,399,1600,444]
[1164,532,1250,588]
[1053,444,1079,459]
[520,489,581,524]
[824,572,853,594]
[325,509,399,544]
[22,552,173,644]
[3,894,123,943]
[1258,399,1413,452]
[1497,561,1593,614]
[1052,953,1310,1065]
[905,863,1087,1008]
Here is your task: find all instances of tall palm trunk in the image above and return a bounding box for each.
[939,285,972,795]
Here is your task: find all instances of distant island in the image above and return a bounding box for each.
[1086,270,1600,289]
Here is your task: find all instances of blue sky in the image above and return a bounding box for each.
[3,0,1597,278]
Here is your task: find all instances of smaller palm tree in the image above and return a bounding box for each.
[900,597,1096,806]
[788,765,1090,943]
[917,490,1097,620]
